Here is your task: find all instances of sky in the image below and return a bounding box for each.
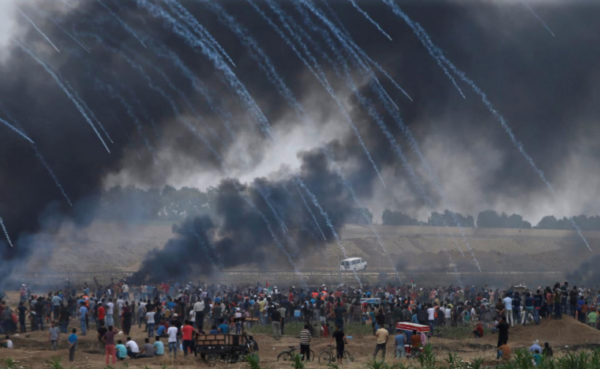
[1,0,600,247]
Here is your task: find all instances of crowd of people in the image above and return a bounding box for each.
[0,278,598,364]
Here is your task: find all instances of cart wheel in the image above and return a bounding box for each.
[344,350,354,362]
[318,351,332,365]
[310,350,316,362]
[206,354,217,367]
[277,351,293,362]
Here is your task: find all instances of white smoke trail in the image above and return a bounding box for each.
[0,217,14,248]
[16,7,60,53]
[13,39,111,153]
[521,0,555,37]
[0,117,34,144]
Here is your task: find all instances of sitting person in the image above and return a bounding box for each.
[153,336,165,357]
[497,343,511,360]
[156,321,168,337]
[125,337,140,358]
[209,325,219,334]
[0,335,13,349]
[472,323,484,338]
[529,340,542,354]
[137,338,155,358]
[218,318,229,334]
[533,349,542,366]
[115,340,127,361]
[490,320,499,333]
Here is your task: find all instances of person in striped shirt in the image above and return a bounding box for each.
[299,324,312,361]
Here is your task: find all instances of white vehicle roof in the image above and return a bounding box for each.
[341,257,362,262]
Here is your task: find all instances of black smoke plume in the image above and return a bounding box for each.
[2,0,600,283]
[131,149,353,282]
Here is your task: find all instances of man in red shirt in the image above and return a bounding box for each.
[181,320,199,357]
[98,303,106,327]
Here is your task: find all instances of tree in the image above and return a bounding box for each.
[428,210,474,227]
[476,210,531,229]
[381,209,423,226]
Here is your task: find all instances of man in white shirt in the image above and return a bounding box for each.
[146,310,156,338]
[503,295,514,327]
[106,299,115,326]
[193,299,205,331]
[427,304,436,336]
[167,325,178,358]
[125,337,140,358]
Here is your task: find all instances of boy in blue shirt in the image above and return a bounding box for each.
[68,329,78,362]
[395,329,406,358]
[153,336,165,356]
[218,319,229,334]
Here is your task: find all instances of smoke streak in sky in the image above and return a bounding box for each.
[521,0,556,37]
[12,40,111,153]
[249,0,387,188]
[3,0,599,283]
[96,0,147,48]
[16,7,60,53]
[382,0,591,252]
[0,117,35,144]
[345,0,393,41]
[0,218,13,248]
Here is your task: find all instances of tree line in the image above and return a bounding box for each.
[95,186,600,231]
[381,209,600,231]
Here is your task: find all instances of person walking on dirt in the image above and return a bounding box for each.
[48,321,60,351]
[374,325,389,361]
[395,329,407,358]
[68,328,77,362]
[497,316,509,348]
[102,325,118,365]
[503,295,513,327]
[78,302,88,336]
[331,325,348,365]
[299,324,311,361]
[270,305,282,340]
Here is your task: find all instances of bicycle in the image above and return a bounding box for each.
[318,345,354,365]
[277,345,315,362]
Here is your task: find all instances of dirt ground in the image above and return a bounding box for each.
[2,289,600,369]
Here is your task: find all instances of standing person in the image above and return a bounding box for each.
[331,325,348,365]
[48,321,60,351]
[395,329,406,359]
[193,297,205,331]
[17,302,27,333]
[167,323,178,359]
[146,308,156,338]
[121,304,132,336]
[59,304,70,334]
[410,330,421,356]
[497,316,509,348]
[270,307,282,340]
[374,325,389,361]
[68,328,78,362]
[105,299,114,327]
[503,295,513,327]
[299,324,312,362]
[97,303,106,328]
[427,304,436,336]
[181,320,196,357]
[102,326,118,366]
[78,302,88,336]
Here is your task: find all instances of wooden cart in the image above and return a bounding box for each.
[194,334,258,366]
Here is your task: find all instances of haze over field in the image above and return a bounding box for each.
[1,0,600,284]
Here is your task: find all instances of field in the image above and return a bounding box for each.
[6,223,600,287]
[1,287,600,369]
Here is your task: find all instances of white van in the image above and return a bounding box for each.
[340,257,367,271]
